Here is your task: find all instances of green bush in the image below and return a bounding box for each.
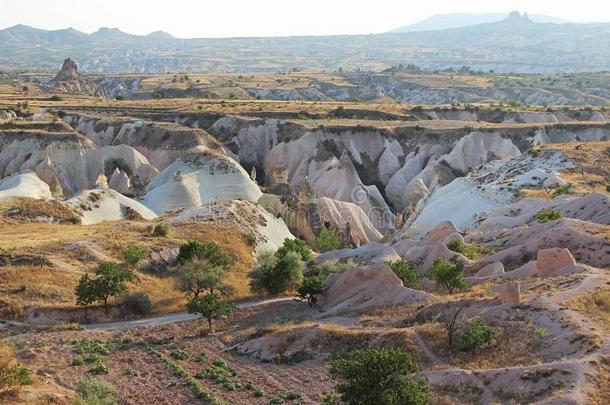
[298,274,325,305]
[534,208,564,224]
[73,377,121,405]
[315,228,344,252]
[552,183,574,197]
[187,293,235,334]
[121,291,152,316]
[152,224,169,237]
[88,363,109,375]
[121,245,147,269]
[385,259,422,289]
[50,95,63,101]
[446,239,465,254]
[248,251,304,295]
[0,344,32,396]
[458,318,499,353]
[431,257,468,294]
[328,348,427,405]
[243,232,257,247]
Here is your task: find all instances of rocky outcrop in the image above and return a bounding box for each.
[52,58,102,96]
[315,243,400,267]
[67,188,157,225]
[493,282,520,305]
[536,248,577,277]
[142,152,262,214]
[0,172,52,200]
[319,266,430,314]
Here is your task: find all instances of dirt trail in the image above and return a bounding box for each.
[83,297,294,331]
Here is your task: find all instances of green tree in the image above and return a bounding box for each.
[297,274,325,307]
[121,245,147,269]
[248,251,304,295]
[177,240,233,268]
[315,228,344,253]
[186,293,235,334]
[458,318,499,353]
[385,259,422,289]
[328,348,428,405]
[75,261,134,310]
[174,258,234,299]
[275,238,313,261]
[0,344,32,396]
[431,256,468,294]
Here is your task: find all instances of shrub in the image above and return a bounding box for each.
[151,224,169,237]
[88,363,109,375]
[170,348,190,360]
[75,261,134,310]
[315,228,344,252]
[431,256,468,294]
[458,318,499,353]
[50,95,63,101]
[177,240,233,269]
[121,245,147,269]
[552,183,574,197]
[0,344,32,396]
[385,259,422,289]
[249,251,304,295]
[328,348,427,405]
[243,232,257,247]
[121,291,152,316]
[534,208,564,224]
[446,239,465,254]
[73,377,121,405]
[275,238,313,261]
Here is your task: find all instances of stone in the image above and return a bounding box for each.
[536,248,576,277]
[475,262,505,277]
[54,58,80,82]
[423,220,458,244]
[493,282,520,305]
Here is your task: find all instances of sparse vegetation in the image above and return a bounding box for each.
[446,239,479,260]
[121,245,147,269]
[552,183,574,197]
[187,292,235,334]
[151,223,169,237]
[0,343,32,397]
[72,377,121,405]
[120,291,152,316]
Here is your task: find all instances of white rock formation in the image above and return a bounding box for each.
[0,172,52,200]
[142,152,262,214]
[67,188,157,225]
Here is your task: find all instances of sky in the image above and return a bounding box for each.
[0,0,608,38]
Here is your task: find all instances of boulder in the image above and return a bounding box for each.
[442,232,464,246]
[493,282,520,305]
[536,248,576,277]
[503,261,538,280]
[423,221,458,244]
[475,262,505,277]
[392,239,419,257]
[108,168,131,195]
[315,242,400,267]
[319,266,430,314]
[421,241,468,274]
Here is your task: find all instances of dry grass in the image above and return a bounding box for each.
[569,289,610,331]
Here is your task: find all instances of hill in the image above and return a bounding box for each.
[1,12,610,74]
[391,11,569,32]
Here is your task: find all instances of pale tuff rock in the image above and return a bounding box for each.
[536,248,577,277]
[475,262,505,277]
[108,168,131,195]
[142,153,262,214]
[315,242,400,266]
[318,266,430,314]
[422,220,458,244]
[493,282,520,305]
[169,200,294,254]
[0,172,52,200]
[67,189,157,225]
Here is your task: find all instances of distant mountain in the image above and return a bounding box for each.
[391,11,569,32]
[1,12,610,74]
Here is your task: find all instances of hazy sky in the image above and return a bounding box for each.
[0,0,608,38]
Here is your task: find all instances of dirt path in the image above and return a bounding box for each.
[83,297,295,331]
